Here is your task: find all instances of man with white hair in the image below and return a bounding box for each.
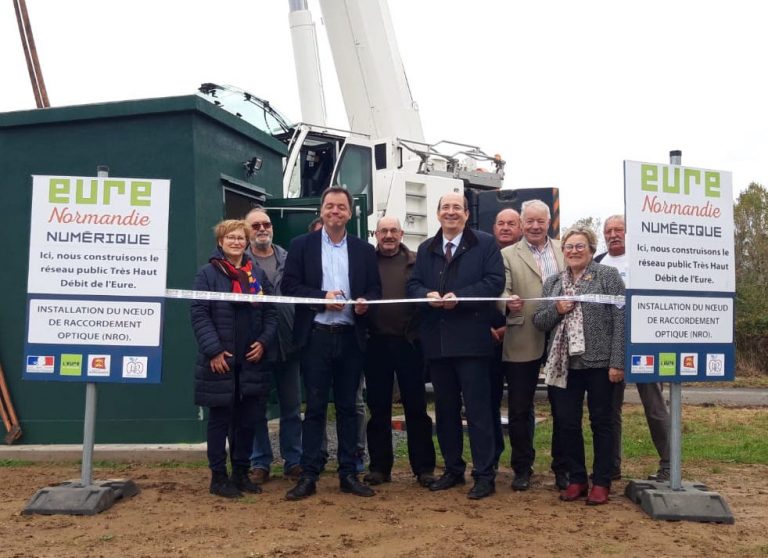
[500,199,566,491]
[595,214,670,481]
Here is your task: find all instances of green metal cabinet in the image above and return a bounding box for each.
[0,95,286,443]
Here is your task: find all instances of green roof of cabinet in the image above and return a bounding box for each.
[0,94,287,157]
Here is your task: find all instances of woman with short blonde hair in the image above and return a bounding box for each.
[191,219,277,498]
[533,224,625,505]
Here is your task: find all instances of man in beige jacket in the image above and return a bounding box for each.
[500,199,565,491]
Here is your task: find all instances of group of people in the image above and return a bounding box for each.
[191,185,670,505]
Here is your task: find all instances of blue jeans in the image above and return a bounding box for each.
[250,356,302,472]
[300,329,364,480]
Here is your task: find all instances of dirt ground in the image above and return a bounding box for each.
[1,459,767,558]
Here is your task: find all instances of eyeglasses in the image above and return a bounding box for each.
[250,222,272,230]
[377,228,401,235]
[563,243,588,252]
[224,235,247,243]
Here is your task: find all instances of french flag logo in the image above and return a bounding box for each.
[26,355,55,373]
[631,355,654,373]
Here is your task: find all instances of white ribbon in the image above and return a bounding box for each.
[165,289,625,308]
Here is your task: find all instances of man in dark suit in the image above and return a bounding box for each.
[407,192,505,500]
[281,187,382,500]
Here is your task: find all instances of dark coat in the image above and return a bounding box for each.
[281,230,382,351]
[407,227,505,360]
[191,248,278,407]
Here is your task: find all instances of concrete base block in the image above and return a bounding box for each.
[22,479,139,516]
[625,479,734,524]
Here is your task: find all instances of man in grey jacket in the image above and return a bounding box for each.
[595,214,670,481]
[245,208,302,483]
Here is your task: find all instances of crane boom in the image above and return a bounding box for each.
[288,0,327,126]
[317,0,424,142]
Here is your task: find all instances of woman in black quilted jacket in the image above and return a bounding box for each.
[191,219,277,498]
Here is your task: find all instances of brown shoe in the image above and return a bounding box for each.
[559,482,588,501]
[285,464,302,481]
[250,468,270,485]
[586,485,609,505]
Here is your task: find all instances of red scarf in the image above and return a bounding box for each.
[210,257,263,295]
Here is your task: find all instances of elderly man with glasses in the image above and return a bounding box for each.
[244,207,304,486]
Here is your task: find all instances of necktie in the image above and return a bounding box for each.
[445,241,453,263]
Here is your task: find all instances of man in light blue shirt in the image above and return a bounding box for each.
[282,187,382,501]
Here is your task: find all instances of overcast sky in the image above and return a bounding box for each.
[2,0,765,228]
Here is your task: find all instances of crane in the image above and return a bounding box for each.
[283,0,506,248]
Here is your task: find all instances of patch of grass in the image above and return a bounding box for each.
[91,460,133,471]
[393,438,409,460]
[678,406,768,463]
[732,375,768,388]
[0,459,34,467]
[155,460,208,469]
[432,402,768,473]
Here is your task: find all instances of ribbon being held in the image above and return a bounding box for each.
[166,289,624,308]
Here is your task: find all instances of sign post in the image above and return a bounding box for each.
[622,152,734,523]
[22,168,170,515]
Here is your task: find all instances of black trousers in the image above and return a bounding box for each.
[503,359,542,474]
[429,357,495,481]
[547,386,568,476]
[489,346,505,466]
[364,336,435,476]
[300,329,363,480]
[208,394,265,474]
[549,368,614,487]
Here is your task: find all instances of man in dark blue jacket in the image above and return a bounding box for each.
[281,187,382,500]
[407,192,505,500]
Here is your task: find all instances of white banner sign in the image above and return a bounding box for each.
[27,175,170,297]
[629,295,733,344]
[27,299,162,346]
[624,162,734,292]
[24,175,170,384]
